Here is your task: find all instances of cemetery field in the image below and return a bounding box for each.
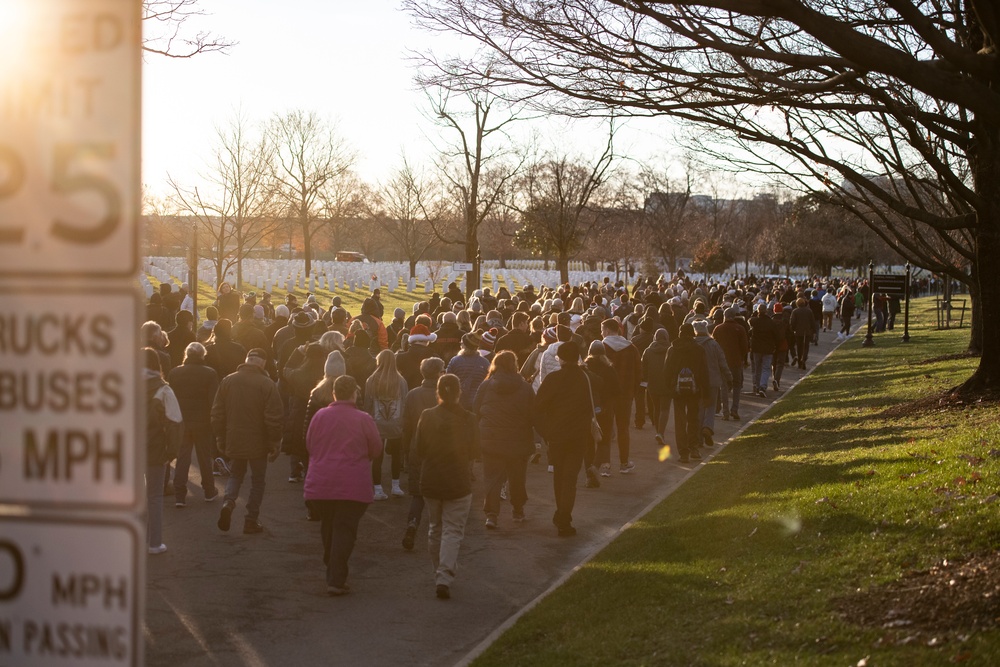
[141,258,625,322]
[472,298,1000,667]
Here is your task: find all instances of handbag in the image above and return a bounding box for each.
[584,373,603,443]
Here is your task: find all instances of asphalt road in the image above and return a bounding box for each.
[145,327,850,667]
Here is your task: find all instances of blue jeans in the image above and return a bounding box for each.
[699,389,720,433]
[723,365,743,415]
[146,464,166,548]
[751,353,773,392]
[225,457,268,519]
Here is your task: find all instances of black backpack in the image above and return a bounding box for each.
[676,367,697,395]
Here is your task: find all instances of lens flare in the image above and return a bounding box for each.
[658,444,671,462]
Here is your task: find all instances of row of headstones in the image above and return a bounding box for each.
[144,257,618,300]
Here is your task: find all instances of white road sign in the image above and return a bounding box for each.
[0,514,141,666]
[0,289,140,510]
[453,262,474,272]
[0,0,141,278]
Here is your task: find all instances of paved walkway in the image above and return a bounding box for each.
[145,327,851,666]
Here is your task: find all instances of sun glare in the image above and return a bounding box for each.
[0,1,35,69]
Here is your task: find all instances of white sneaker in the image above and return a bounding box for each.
[373,486,389,501]
[148,544,167,555]
[391,482,405,497]
[547,465,554,473]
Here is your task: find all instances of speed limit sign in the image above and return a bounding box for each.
[0,0,141,278]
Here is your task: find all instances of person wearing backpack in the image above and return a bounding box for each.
[365,350,409,500]
[663,323,710,463]
[692,320,732,447]
[144,347,184,555]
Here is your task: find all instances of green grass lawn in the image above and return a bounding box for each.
[473,298,1000,666]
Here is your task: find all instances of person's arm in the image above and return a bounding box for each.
[210,382,227,454]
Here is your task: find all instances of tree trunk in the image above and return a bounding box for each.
[236,245,244,291]
[409,258,418,279]
[465,229,479,299]
[959,221,1000,394]
[558,252,570,285]
[967,279,983,354]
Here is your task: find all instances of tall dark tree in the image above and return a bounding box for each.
[405,0,1000,395]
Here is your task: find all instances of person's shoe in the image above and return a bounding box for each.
[175,498,186,508]
[217,500,234,532]
[391,482,405,497]
[690,450,702,460]
[757,389,767,398]
[730,411,740,420]
[772,379,779,391]
[213,457,230,477]
[512,511,525,523]
[619,461,635,474]
[485,515,498,530]
[402,523,417,550]
[436,584,451,600]
[204,489,219,502]
[148,544,167,555]
[599,463,612,478]
[655,434,665,447]
[547,465,554,473]
[243,518,263,534]
[704,434,714,447]
[677,456,690,463]
[327,585,350,596]
[557,526,577,537]
[585,465,601,488]
[373,486,389,501]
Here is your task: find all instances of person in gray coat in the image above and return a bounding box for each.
[211,348,283,535]
[693,320,732,447]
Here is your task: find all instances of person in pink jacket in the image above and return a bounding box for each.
[305,375,383,596]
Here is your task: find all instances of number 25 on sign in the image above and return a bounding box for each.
[0,0,140,279]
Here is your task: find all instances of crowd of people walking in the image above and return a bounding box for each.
[143,272,871,597]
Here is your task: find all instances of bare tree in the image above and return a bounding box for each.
[269,110,356,278]
[369,159,442,278]
[168,112,278,288]
[421,87,524,296]
[142,0,235,58]
[403,0,1000,395]
[513,131,617,283]
[639,164,698,273]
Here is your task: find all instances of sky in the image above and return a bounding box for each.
[141,0,681,201]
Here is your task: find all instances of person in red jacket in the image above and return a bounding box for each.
[600,318,641,475]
